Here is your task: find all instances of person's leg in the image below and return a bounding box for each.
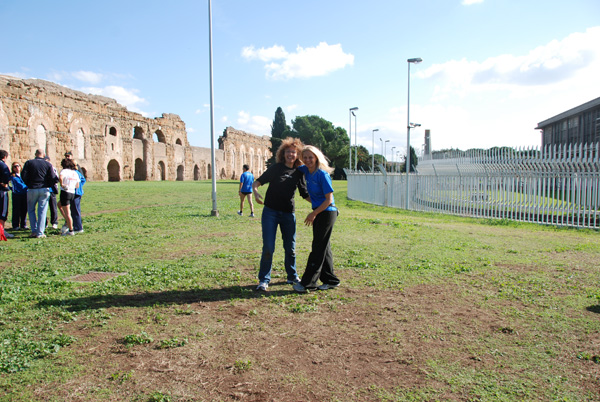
[258,207,278,284]
[11,193,19,228]
[27,189,39,235]
[239,192,245,213]
[280,211,299,281]
[60,204,73,231]
[300,210,337,288]
[71,195,82,232]
[36,189,50,236]
[49,193,58,226]
[18,193,28,228]
[317,212,339,286]
[247,194,254,215]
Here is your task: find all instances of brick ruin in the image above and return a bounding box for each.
[0,75,271,181]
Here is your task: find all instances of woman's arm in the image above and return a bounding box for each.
[304,192,333,226]
[252,180,264,205]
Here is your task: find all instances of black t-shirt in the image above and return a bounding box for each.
[257,163,309,213]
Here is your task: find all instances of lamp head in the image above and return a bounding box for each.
[349,107,359,111]
[373,128,379,132]
[407,58,423,64]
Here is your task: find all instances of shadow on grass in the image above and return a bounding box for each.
[38,282,298,312]
[586,305,600,314]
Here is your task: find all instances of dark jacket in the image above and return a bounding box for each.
[21,157,58,189]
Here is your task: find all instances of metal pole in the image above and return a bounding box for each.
[354,111,358,171]
[208,0,218,216]
[406,61,411,209]
[348,109,352,171]
[372,129,379,173]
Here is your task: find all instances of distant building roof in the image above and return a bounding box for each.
[535,96,600,129]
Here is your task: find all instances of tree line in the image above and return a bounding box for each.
[267,107,417,179]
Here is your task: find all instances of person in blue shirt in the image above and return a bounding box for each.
[293,145,340,293]
[237,164,255,217]
[0,150,12,239]
[9,161,28,230]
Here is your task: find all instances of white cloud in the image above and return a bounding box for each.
[236,111,271,135]
[82,85,148,116]
[462,0,484,5]
[72,71,104,85]
[242,42,354,80]
[419,26,600,97]
[285,104,298,113]
[0,71,28,79]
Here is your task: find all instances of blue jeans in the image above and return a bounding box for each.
[27,188,50,236]
[258,206,298,284]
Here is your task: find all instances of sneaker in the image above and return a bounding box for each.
[4,232,14,239]
[36,234,47,239]
[52,224,58,229]
[61,231,75,236]
[286,277,301,285]
[256,282,268,291]
[237,211,243,216]
[317,283,340,291]
[293,283,308,293]
[74,229,84,234]
[60,225,69,235]
[250,213,255,218]
[29,233,37,238]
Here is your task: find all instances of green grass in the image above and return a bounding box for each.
[0,180,599,401]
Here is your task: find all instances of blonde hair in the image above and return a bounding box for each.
[303,145,333,174]
[276,137,304,168]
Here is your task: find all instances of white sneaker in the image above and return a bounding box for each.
[317,283,340,290]
[256,282,268,291]
[75,229,84,234]
[250,213,255,218]
[286,277,301,285]
[52,224,58,229]
[61,231,75,236]
[61,225,69,235]
[293,283,308,293]
[237,211,243,216]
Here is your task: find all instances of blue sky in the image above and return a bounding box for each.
[1,0,599,160]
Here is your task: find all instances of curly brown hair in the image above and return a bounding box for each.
[276,137,304,168]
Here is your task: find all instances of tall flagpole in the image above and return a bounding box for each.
[208,0,218,216]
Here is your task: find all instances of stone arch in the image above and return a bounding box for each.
[194,164,200,180]
[154,130,166,143]
[69,116,91,161]
[107,126,118,137]
[28,112,54,157]
[107,159,121,182]
[207,163,212,179]
[134,158,146,181]
[157,161,166,180]
[133,126,144,140]
[176,164,184,181]
[175,138,182,145]
[76,128,86,159]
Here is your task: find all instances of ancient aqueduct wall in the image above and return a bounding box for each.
[0,75,271,182]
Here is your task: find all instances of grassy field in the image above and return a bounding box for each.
[0,180,599,401]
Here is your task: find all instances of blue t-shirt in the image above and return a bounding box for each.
[10,174,28,195]
[298,165,336,211]
[240,170,254,193]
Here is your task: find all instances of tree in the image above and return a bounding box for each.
[268,107,291,166]
[400,146,419,173]
[290,115,350,179]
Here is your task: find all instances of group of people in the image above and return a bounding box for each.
[247,138,340,293]
[0,149,85,240]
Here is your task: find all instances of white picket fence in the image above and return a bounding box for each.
[347,143,600,229]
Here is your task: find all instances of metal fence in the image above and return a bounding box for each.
[347,143,600,229]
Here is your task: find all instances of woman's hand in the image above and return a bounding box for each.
[304,211,317,226]
[253,190,264,205]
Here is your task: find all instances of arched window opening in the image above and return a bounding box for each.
[194,165,200,180]
[153,130,166,143]
[177,165,184,181]
[133,126,144,140]
[207,164,212,179]
[175,138,182,145]
[109,126,117,136]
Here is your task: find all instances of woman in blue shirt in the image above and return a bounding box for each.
[293,145,340,293]
[10,162,28,230]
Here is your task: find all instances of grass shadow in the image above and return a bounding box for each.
[37,284,297,312]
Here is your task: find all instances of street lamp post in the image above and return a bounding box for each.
[406,57,422,209]
[349,107,358,170]
[371,129,379,173]
[353,111,358,171]
[391,146,396,173]
[384,139,390,171]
